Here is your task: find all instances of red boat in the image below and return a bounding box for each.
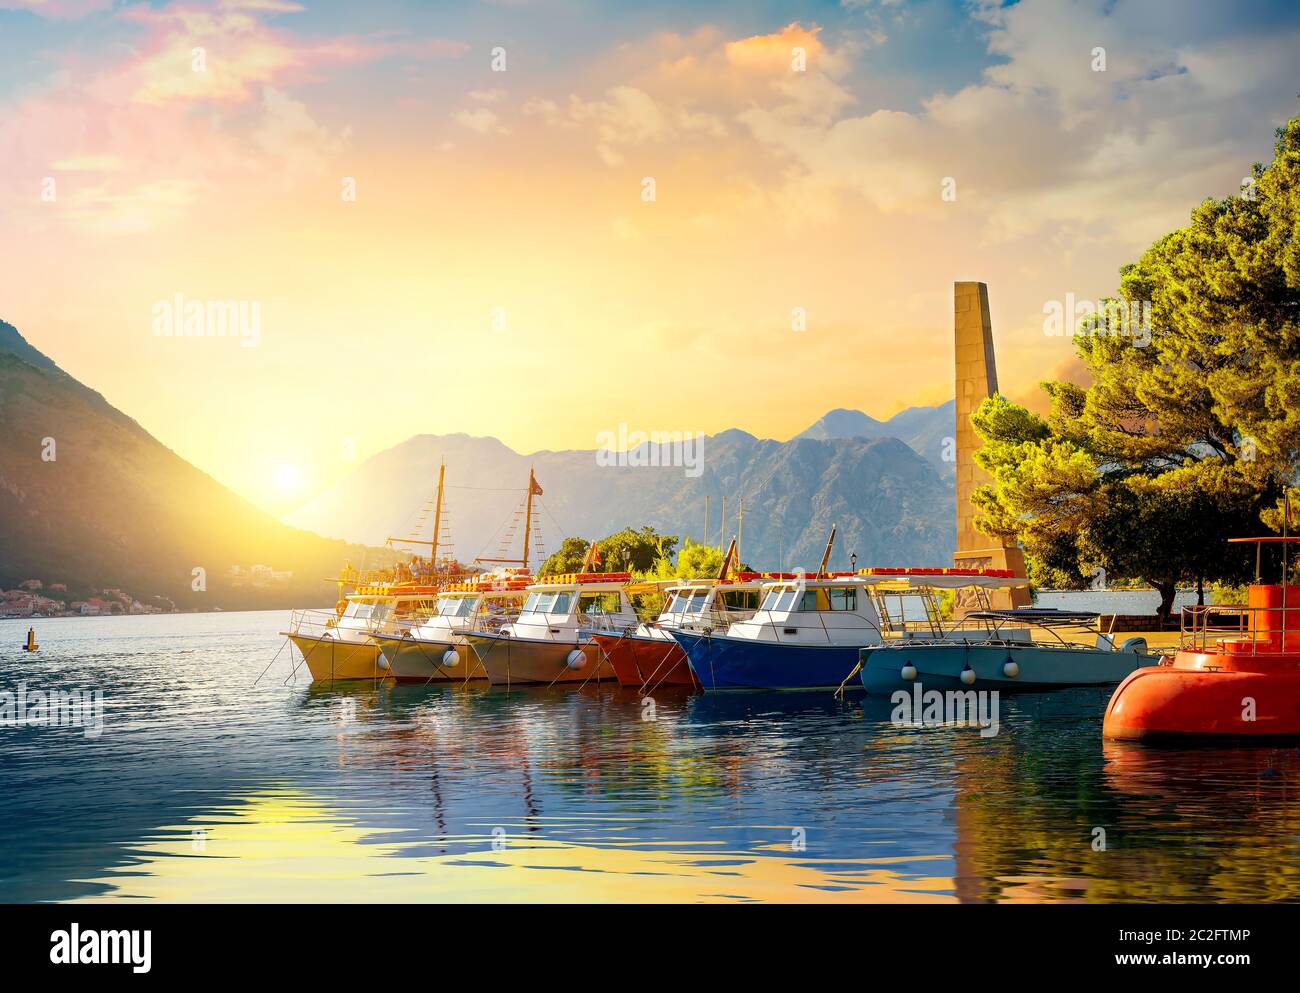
[591,630,699,689]
[591,574,765,691]
[1104,537,1300,742]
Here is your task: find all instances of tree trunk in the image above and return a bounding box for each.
[1153,581,1177,627]
[1197,574,1205,607]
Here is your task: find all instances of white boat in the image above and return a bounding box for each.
[372,573,531,682]
[462,571,641,685]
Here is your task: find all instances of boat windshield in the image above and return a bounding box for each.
[578,591,624,615]
[434,596,477,618]
[666,590,710,615]
[344,600,389,622]
[521,591,574,616]
[761,587,801,612]
[760,586,858,612]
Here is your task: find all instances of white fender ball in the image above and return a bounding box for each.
[377,656,390,670]
[901,664,918,681]
[440,649,460,669]
[960,666,977,686]
[1002,660,1020,678]
[565,649,587,669]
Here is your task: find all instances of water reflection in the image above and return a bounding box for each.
[4,612,1300,902]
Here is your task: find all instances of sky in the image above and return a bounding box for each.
[2,0,1298,515]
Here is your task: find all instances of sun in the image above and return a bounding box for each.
[273,463,305,495]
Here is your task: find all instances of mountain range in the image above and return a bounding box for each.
[286,408,958,573]
[1,315,959,601]
[0,320,394,609]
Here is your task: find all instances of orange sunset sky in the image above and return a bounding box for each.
[3,0,1297,513]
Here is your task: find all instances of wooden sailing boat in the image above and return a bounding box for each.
[284,465,459,683]
[373,469,544,683]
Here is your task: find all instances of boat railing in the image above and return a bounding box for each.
[1179,603,1300,654]
[287,608,346,637]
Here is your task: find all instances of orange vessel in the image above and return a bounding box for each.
[1104,537,1300,742]
[591,630,698,689]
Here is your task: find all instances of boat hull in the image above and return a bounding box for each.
[286,633,385,682]
[463,633,612,686]
[590,632,698,689]
[860,643,1155,694]
[671,630,863,690]
[372,634,485,682]
[1104,665,1300,741]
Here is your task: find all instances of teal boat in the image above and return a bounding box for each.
[858,609,1161,694]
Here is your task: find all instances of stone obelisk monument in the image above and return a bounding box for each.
[953,281,1030,610]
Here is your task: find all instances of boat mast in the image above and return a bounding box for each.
[815,525,837,580]
[476,468,541,570]
[718,538,737,581]
[430,461,445,568]
[522,466,536,569]
[737,498,743,568]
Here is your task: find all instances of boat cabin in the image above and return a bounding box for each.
[648,578,764,633]
[504,573,641,641]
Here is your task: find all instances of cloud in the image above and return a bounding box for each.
[0,0,465,232]
[114,1,466,107]
[0,0,111,19]
[453,106,509,135]
[738,1,1300,245]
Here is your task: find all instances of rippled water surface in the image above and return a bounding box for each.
[3,611,1300,903]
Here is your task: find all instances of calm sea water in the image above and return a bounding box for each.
[3,608,1300,904]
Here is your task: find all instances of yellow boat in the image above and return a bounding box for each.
[284,584,441,683]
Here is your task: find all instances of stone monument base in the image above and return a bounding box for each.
[954,545,1032,613]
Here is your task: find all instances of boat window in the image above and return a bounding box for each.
[370,603,392,624]
[669,590,709,615]
[721,590,759,610]
[799,590,822,612]
[760,589,784,611]
[777,589,800,612]
[435,596,475,617]
[520,591,573,616]
[579,592,622,615]
[666,592,694,614]
[828,587,857,611]
[344,602,372,620]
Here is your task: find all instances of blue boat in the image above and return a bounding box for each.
[672,571,1035,691]
[670,574,895,690]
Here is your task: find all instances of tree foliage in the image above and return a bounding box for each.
[539,526,678,576]
[971,114,1300,618]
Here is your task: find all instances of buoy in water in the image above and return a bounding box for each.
[24,627,39,652]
